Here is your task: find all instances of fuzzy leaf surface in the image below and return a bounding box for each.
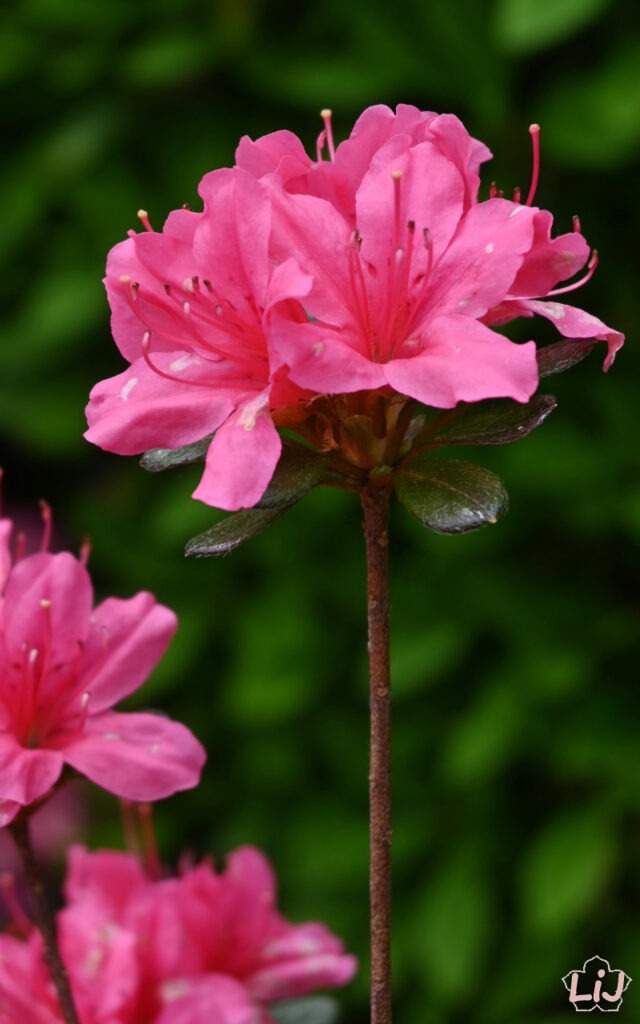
[395,457,509,534]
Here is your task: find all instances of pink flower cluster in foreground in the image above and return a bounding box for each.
[86,105,623,511]
[0,504,205,827]
[0,844,357,1023]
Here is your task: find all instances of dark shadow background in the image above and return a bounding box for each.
[1,0,640,1021]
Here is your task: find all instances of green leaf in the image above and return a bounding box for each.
[519,805,616,935]
[257,442,327,508]
[141,435,213,472]
[537,339,596,377]
[494,0,611,54]
[271,997,339,1024]
[425,394,557,446]
[185,506,291,557]
[395,457,509,534]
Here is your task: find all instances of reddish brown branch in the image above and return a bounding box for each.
[361,484,392,1024]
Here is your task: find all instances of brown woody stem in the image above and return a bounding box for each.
[361,484,392,1024]
[9,814,81,1024]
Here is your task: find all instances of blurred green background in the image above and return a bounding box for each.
[1,0,640,1020]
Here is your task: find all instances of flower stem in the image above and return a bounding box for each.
[9,814,81,1024]
[361,484,392,1024]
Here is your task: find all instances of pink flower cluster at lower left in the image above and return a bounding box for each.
[0,843,357,1023]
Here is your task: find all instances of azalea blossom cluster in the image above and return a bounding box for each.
[0,499,205,828]
[0,491,357,1019]
[0,842,356,1023]
[86,104,623,511]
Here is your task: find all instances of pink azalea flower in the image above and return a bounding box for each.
[0,844,356,1022]
[85,171,314,511]
[86,105,623,513]
[240,105,622,405]
[60,844,356,1021]
[0,513,205,828]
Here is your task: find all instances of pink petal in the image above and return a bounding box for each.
[331,104,420,200]
[268,316,386,394]
[515,299,624,370]
[163,206,200,245]
[59,902,139,1021]
[422,112,492,209]
[105,236,207,363]
[156,974,258,1024]
[235,130,312,181]
[0,733,63,805]
[192,396,282,511]
[383,316,538,407]
[265,257,314,313]
[195,168,272,308]
[265,186,355,325]
[224,846,277,909]
[425,199,536,319]
[63,710,205,801]
[79,593,177,712]
[63,843,147,909]
[508,209,590,297]
[356,135,466,271]
[105,236,162,363]
[248,948,358,1001]
[85,354,237,455]
[2,552,92,664]
[260,922,346,961]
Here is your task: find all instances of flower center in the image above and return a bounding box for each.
[4,599,90,749]
[348,170,434,364]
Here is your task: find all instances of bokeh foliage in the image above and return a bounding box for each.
[2,0,640,1020]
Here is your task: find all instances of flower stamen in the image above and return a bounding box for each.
[546,250,599,297]
[39,502,52,553]
[320,109,336,161]
[137,210,154,232]
[141,332,211,388]
[525,124,541,207]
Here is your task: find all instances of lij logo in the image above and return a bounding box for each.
[562,956,631,1012]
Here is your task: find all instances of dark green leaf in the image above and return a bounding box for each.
[141,435,212,472]
[426,394,557,446]
[395,457,509,534]
[537,339,596,377]
[257,441,326,508]
[185,506,291,557]
[271,997,339,1024]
